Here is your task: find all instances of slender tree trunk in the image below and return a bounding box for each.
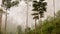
[53,0,55,20]
[39,14,42,34]
[53,0,56,28]
[0,13,2,34]
[5,9,7,34]
[40,18,42,34]
[35,19,36,34]
[26,0,28,34]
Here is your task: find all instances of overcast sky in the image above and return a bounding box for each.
[0,0,60,29]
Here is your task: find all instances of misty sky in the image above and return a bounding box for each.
[0,0,60,32]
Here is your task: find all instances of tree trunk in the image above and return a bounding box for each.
[53,0,56,30]
[0,13,2,34]
[35,19,36,34]
[53,0,55,19]
[39,17,42,34]
[26,0,29,34]
[5,9,7,34]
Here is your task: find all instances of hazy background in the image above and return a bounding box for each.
[0,0,60,33]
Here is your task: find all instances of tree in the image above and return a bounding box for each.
[32,0,47,18]
[32,0,47,34]
[32,1,39,34]
[1,0,19,34]
[0,8,5,34]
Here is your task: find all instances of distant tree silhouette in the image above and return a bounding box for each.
[1,0,19,34]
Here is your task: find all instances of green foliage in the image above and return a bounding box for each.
[32,0,47,20]
[56,10,60,17]
[17,25,22,34]
[28,10,60,34]
[11,1,19,7]
[32,0,39,20]
[2,0,19,9]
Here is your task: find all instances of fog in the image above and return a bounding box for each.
[0,0,60,33]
